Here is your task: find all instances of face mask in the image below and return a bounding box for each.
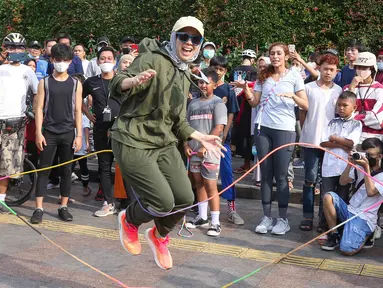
[28,53,39,60]
[290,66,300,72]
[356,68,372,80]
[307,62,317,69]
[121,48,131,55]
[99,62,114,73]
[203,49,215,59]
[377,62,383,71]
[368,156,377,168]
[53,62,70,73]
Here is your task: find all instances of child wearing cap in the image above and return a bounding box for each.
[184,68,227,237]
[345,52,383,144]
[109,16,225,270]
[200,42,216,69]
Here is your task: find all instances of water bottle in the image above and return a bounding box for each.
[252,144,257,156]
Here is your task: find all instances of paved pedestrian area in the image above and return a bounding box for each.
[1,178,382,288]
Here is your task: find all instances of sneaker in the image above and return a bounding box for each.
[58,207,73,221]
[364,235,375,249]
[321,232,340,251]
[0,203,11,214]
[375,226,381,240]
[228,211,245,225]
[255,216,273,234]
[185,215,209,229]
[46,183,59,190]
[30,209,44,224]
[71,172,78,182]
[118,211,141,255]
[94,202,117,217]
[317,234,328,246]
[271,218,290,235]
[145,227,173,270]
[207,224,221,237]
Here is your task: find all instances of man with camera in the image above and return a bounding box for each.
[82,47,118,217]
[0,33,38,212]
[321,137,383,254]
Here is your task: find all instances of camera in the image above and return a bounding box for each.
[102,106,112,122]
[352,152,366,160]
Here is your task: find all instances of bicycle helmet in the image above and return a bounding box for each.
[3,33,26,47]
[242,49,256,58]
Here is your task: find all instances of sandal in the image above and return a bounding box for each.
[82,186,92,197]
[233,167,249,174]
[299,218,313,231]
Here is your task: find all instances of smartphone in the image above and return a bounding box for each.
[8,52,27,63]
[131,44,139,52]
[288,44,295,53]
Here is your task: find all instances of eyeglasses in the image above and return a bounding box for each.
[176,32,203,46]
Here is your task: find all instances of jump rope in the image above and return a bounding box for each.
[1,143,383,288]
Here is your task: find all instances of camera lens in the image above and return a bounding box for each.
[352,152,361,160]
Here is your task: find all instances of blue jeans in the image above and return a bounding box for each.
[302,148,323,218]
[220,143,236,201]
[326,192,372,253]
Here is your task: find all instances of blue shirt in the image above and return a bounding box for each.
[334,65,355,88]
[213,83,239,144]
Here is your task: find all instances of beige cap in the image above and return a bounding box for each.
[354,52,377,72]
[172,16,204,37]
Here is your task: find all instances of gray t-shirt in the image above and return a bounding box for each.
[187,96,227,164]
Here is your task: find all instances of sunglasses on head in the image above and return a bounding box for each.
[176,32,203,46]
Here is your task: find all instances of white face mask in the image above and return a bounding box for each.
[356,68,372,80]
[291,66,301,72]
[54,62,70,73]
[377,62,383,71]
[99,62,114,73]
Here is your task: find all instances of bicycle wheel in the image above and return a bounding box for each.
[5,158,37,206]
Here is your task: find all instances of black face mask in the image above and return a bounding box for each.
[366,155,379,168]
[121,48,131,55]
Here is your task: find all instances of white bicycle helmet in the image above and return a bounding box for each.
[242,49,256,58]
[3,33,26,47]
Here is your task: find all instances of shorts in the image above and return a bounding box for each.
[190,161,220,180]
[326,192,372,253]
[0,126,25,176]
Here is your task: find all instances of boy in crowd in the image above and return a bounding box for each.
[31,44,83,224]
[209,56,244,225]
[184,68,227,236]
[322,137,383,254]
[319,91,362,230]
[299,53,343,231]
[334,39,366,88]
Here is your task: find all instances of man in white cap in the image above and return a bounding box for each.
[347,52,383,143]
[109,16,226,270]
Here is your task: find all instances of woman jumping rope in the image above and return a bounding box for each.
[109,17,225,270]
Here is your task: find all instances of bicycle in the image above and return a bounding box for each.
[5,105,38,206]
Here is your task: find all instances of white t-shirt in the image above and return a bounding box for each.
[254,70,305,131]
[0,64,38,119]
[348,166,383,232]
[321,117,362,177]
[82,59,90,77]
[300,81,342,146]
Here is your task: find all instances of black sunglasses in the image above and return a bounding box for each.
[176,32,203,46]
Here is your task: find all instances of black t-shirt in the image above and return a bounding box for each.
[229,65,257,82]
[82,75,111,124]
[43,76,77,134]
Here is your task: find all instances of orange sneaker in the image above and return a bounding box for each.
[145,227,173,270]
[118,211,141,255]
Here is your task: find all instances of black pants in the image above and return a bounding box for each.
[49,154,60,185]
[72,155,89,187]
[94,124,114,204]
[35,130,74,198]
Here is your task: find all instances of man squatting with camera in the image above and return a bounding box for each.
[319,91,383,254]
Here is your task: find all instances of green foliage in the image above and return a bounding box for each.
[1,0,382,63]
